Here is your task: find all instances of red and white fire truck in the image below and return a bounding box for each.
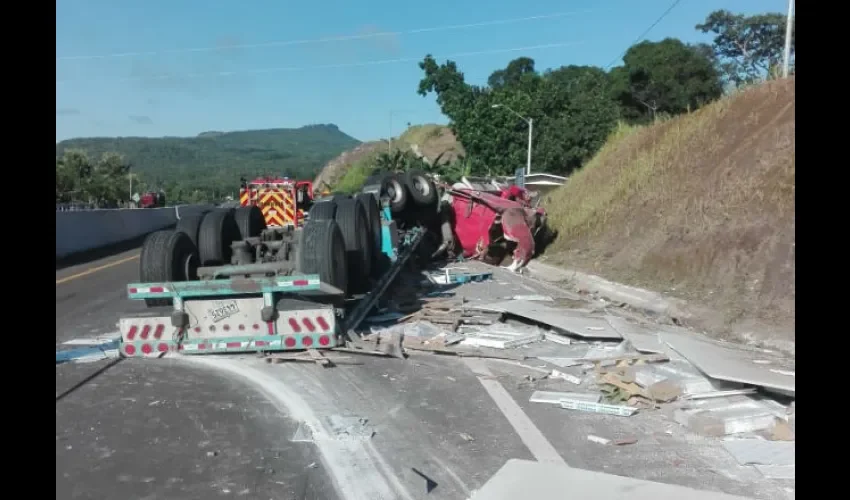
[238,176,315,227]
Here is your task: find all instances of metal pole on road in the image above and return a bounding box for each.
[492,104,533,175]
[782,0,794,77]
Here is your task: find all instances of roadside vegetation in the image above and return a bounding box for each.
[323,8,793,190]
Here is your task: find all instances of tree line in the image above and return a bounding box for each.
[413,9,795,178]
[56,149,144,207]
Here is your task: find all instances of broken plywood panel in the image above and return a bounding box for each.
[474,300,622,340]
[754,465,795,480]
[468,459,756,500]
[722,440,794,467]
[604,316,685,361]
[660,333,795,396]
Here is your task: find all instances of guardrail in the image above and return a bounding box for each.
[56,204,214,259]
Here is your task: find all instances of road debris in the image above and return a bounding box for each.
[469,459,757,500]
[549,369,581,385]
[586,435,610,445]
[613,437,638,446]
[529,390,600,404]
[560,399,638,417]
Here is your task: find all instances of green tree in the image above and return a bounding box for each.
[417,56,620,176]
[55,149,133,206]
[696,9,795,86]
[610,38,723,122]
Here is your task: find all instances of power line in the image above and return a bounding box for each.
[57,9,604,61]
[604,0,684,69]
[56,41,585,85]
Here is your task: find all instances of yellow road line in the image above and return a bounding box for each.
[56,254,139,285]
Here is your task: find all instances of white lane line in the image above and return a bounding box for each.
[464,358,568,467]
[179,356,412,500]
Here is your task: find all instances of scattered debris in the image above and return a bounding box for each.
[529,390,600,405]
[469,459,756,500]
[613,437,638,446]
[560,399,638,417]
[471,300,623,340]
[263,349,358,367]
[586,435,610,445]
[549,369,582,385]
[673,399,780,437]
[504,295,554,302]
[660,331,795,397]
[754,465,795,480]
[458,432,475,442]
[722,439,794,467]
[411,467,439,494]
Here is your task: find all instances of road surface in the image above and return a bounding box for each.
[56,249,792,500]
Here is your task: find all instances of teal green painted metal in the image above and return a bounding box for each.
[127,274,322,300]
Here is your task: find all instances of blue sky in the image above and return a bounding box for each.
[56,0,788,142]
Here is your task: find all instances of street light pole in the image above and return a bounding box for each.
[526,118,533,176]
[492,104,533,176]
[782,0,794,77]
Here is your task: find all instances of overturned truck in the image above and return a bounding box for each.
[118,169,547,358]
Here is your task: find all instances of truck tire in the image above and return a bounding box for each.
[198,209,241,266]
[299,219,348,296]
[140,230,198,307]
[309,199,337,220]
[354,192,382,266]
[175,213,206,248]
[404,169,437,208]
[383,173,409,214]
[234,206,266,239]
[334,197,373,292]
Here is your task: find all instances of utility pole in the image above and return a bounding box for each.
[782,0,794,77]
[526,118,533,176]
[492,104,534,176]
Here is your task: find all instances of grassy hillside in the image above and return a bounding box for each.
[314,124,464,192]
[544,77,795,342]
[56,124,360,200]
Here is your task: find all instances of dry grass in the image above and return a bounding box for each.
[545,77,795,342]
[314,124,464,192]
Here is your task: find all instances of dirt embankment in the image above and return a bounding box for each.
[544,77,795,344]
[313,124,464,190]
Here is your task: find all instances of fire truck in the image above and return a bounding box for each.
[238,176,314,227]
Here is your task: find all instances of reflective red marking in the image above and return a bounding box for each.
[316,317,330,332]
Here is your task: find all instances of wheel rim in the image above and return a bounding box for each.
[413,177,430,196]
[389,180,403,202]
[184,253,198,281]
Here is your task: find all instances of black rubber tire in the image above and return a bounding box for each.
[309,199,337,220]
[381,172,409,214]
[354,192,382,268]
[404,169,438,208]
[234,205,266,240]
[175,213,206,249]
[198,209,241,266]
[139,230,198,307]
[334,197,373,292]
[298,219,348,296]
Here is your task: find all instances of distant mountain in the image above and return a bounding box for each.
[56,124,361,198]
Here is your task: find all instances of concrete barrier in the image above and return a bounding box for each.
[56,205,215,259]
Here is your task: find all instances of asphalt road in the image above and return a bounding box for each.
[56,250,793,500]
